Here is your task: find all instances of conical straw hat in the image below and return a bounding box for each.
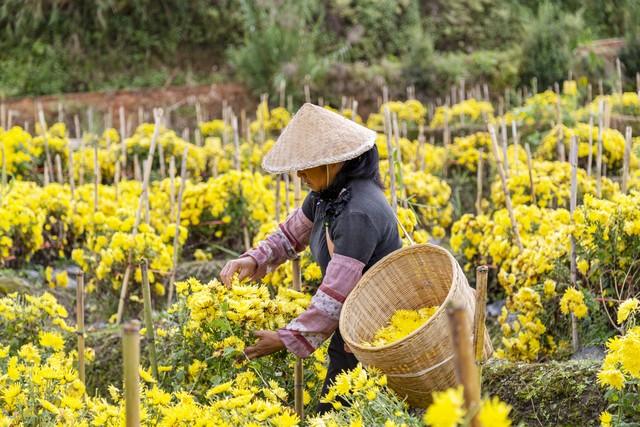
[262,103,376,174]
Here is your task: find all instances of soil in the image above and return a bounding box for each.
[1,83,254,133]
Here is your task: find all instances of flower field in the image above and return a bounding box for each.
[1,81,640,426]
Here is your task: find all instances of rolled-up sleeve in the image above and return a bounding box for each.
[241,207,313,280]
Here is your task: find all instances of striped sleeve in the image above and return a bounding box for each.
[241,207,313,280]
[278,253,365,357]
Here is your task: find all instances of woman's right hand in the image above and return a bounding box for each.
[220,256,258,288]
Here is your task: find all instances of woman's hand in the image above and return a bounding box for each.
[220,257,257,288]
[244,330,285,360]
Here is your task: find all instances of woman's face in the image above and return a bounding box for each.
[297,163,343,192]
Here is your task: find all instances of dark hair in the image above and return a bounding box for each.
[319,145,383,199]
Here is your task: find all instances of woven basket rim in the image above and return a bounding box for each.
[340,243,460,352]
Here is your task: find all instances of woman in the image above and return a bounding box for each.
[220,103,401,413]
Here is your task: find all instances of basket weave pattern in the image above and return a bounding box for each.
[340,244,491,408]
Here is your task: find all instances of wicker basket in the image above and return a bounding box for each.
[339,244,493,408]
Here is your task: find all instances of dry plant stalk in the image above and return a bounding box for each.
[622,126,632,194]
[488,124,523,251]
[140,259,159,379]
[167,148,189,305]
[292,173,304,420]
[75,271,86,384]
[116,109,163,324]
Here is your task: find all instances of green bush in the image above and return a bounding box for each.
[324,0,422,61]
[228,0,342,99]
[518,2,583,90]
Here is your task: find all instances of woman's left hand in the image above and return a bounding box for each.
[244,330,285,360]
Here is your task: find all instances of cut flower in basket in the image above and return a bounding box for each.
[362,306,439,347]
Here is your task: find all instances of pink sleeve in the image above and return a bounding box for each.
[241,208,312,280]
[277,253,365,358]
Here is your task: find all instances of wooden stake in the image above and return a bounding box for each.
[616,57,623,94]
[622,126,632,194]
[304,77,311,103]
[55,154,64,184]
[157,142,166,178]
[500,119,509,174]
[74,271,85,384]
[525,143,536,205]
[448,304,481,427]
[587,115,594,177]
[93,135,99,213]
[473,266,489,362]
[169,156,176,219]
[167,149,188,305]
[232,115,241,171]
[74,115,84,186]
[596,101,604,198]
[37,106,55,184]
[416,124,426,172]
[384,106,397,213]
[133,155,142,182]
[140,259,158,379]
[114,160,121,201]
[382,85,389,104]
[475,150,484,216]
[116,109,163,324]
[488,124,523,251]
[570,136,578,287]
[122,320,141,427]
[292,173,304,420]
[119,106,127,173]
[275,174,282,224]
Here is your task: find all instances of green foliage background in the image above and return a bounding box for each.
[1,0,639,99]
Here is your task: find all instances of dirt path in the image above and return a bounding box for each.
[2,83,253,132]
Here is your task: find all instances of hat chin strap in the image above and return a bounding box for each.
[326,165,330,189]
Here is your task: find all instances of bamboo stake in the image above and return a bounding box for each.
[93,134,99,213]
[569,134,581,351]
[570,136,578,286]
[44,163,50,186]
[275,174,282,224]
[488,124,523,251]
[75,271,86,384]
[140,259,158,379]
[448,304,481,427]
[622,126,632,194]
[417,124,426,172]
[588,83,593,103]
[284,173,291,215]
[116,109,163,324]
[596,101,604,198]
[133,155,142,182]
[55,154,64,184]
[232,115,241,171]
[475,149,483,215]
[74,115,84,186]
[525,143,536,205]
[37,106,55,184]
[0,141,5,193]
[473,266,489,362]
[123,320,141,427]
[382,85,389,104]
[383,105,397,213]
[392,113,407,209]
[119,106,127,173]
[598,79,604,96]
[500,118,509,174]
[587,115,594,177]
[157,142,166,178]
[616,57,623,94]
[0,103,5,129]
[114,160,121,201]
[169,156,176,220]
[292,173,304,420]
[167,148,188,305]
[304,78,311,103]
